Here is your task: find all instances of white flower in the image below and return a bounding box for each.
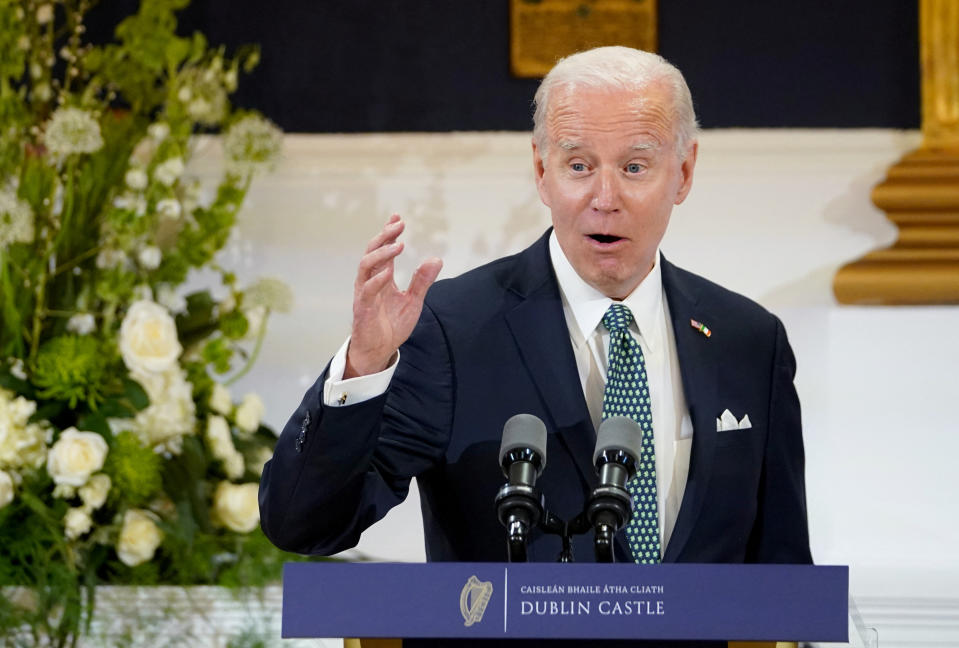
[119,300,182,373]
[0,390,50,471]
[156,284,186,314]
[0,470,14,509]
[243,306,266,339]
[33,83,52,102]
[235,393,264,434]
[156,198,181,220]
[205,416,244,479]
[147,122,170,141]
[118,366,196,453]
[46,428,108,487]
[129,137,157,167]
[224,115,283,177]
[153,157,184,186]
[9,359,26,380]
[43,107,103,157]
[209,383,232,416]
[36,4,53,24]
[117,509,163,567]
[137,246,161,270]
[243,277,293,313]
[78,473,111,510]
[212,481,259,533]
[178,66,228,125]
[251,446,273,477]
[95,248,127,269]
[0,189,34,248]
[132,284,153,302]
[17,35,29,51]
[177,86,192,102]
[125,168,148,190]
[66,313,96,335]
[64,507,92,540]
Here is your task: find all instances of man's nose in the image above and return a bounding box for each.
[591,167,621,212]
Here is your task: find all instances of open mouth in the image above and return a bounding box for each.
[588,234,623,244]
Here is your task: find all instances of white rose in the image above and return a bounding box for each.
[208,383,232,415]
[64,507,92,540]
[78,473,111,510]
[117,509,163,567]
[0,470,14,508]
[125,168,148,190]
[223,451,244,480]
[212,481,259,533]
[205,415,233,456]
[154,157,184,186]
[138,246,161,270]
[156,198,181,220]
[66,313,96,335]
[46,428,108,487]
[119,300,182,373]
[235,393,264,434]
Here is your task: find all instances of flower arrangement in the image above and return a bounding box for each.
[0,0,303,644]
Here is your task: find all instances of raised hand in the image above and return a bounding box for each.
[345,214,443,378]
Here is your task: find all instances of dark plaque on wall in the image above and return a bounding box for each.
[510,0,658,78]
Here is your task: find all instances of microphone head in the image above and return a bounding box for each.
[593,416,643,467]
[499,413,548,472]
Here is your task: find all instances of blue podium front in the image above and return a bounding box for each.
[282,562,848,642]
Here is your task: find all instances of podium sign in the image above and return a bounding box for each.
[283,562,848,642]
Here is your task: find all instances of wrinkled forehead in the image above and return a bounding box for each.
[544,83,676,147]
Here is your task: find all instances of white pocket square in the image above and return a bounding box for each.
[716,409,752,431]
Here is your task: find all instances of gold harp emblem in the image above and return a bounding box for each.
[459,574,493,627]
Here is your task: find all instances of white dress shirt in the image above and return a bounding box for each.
[324,232,693,554]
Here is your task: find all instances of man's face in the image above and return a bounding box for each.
[533,84,697,300]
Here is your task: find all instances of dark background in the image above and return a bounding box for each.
[86,1,920,133]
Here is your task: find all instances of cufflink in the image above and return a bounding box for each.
[295,411,311,453]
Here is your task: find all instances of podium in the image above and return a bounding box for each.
[282,562,853,645]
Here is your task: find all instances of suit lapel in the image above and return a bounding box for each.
[660,258,721,562]
[502,233,597,489]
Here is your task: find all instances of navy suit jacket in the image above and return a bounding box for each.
[259,230,811,565]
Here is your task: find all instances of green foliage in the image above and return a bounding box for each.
[104,432,163,507]
[0,1,300,644]
[33,335,107,408]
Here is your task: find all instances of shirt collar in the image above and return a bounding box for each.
[549,230,664,351]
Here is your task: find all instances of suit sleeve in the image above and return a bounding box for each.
[747,317,813,564]
[258,303,454,555]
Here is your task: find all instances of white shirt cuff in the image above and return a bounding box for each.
[322,336,399,407]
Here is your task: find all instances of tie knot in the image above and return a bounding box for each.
[602,303,634,333]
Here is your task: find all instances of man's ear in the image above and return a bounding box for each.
[532,139,550,207]
[674,140,698,205]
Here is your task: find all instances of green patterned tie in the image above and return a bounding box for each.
[601,303,661,564]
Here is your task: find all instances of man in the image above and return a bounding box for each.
[259,46,811,567]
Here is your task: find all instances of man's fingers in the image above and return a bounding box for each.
[365,215,404,254]
[356,241,404,284]
[359,262,395,301]
[406,257,443,302]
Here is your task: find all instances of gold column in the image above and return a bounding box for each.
[833,0,959,304]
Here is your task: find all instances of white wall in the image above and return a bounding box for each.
[190,130,959,645]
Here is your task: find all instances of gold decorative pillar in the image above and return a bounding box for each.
[834,0,959,304]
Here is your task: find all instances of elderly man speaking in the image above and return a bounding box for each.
[259,46,812,569]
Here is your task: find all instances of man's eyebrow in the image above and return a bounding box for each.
[557,140,579,151]
[631,142,659,151]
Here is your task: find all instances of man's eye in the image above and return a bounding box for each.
[625,163,644,174]
[570,162,586,172]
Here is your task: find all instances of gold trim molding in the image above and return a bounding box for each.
[834,0,959,304]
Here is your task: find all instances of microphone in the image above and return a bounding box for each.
[494,413,547,562]
[586,416,643,562]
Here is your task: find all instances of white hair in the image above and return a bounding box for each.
[532,46,699,159]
